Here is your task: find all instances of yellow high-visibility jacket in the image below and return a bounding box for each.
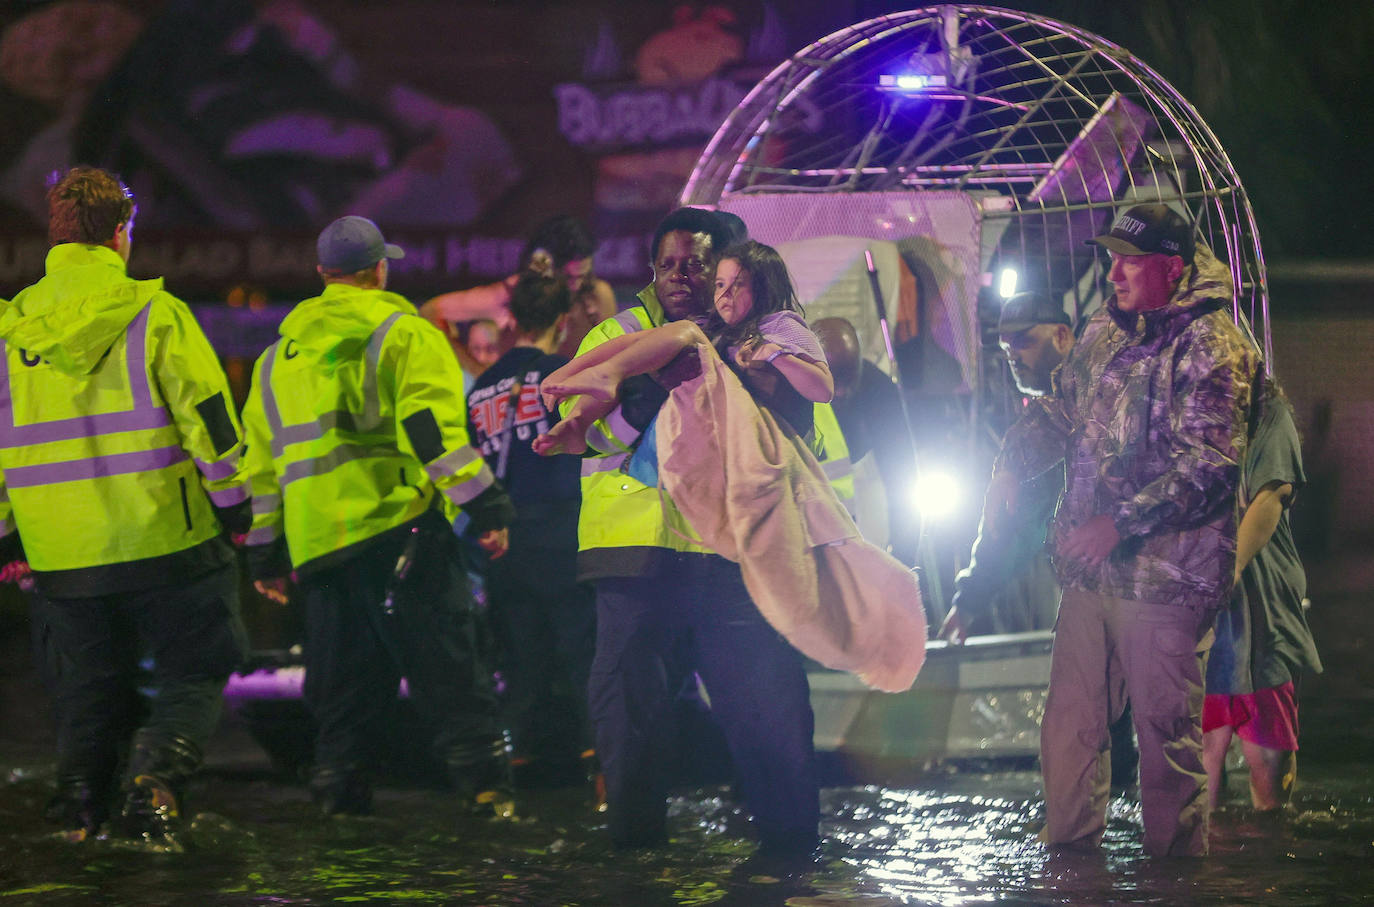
[241,283,512,577]
[0,244,249,596]
[572,286,854,581]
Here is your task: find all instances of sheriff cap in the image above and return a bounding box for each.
[1087,203,1194,263]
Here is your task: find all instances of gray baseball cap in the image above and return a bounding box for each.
[998,291,1071,335]
[317,215,405,272]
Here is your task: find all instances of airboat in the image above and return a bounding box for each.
[675,4,1270,766]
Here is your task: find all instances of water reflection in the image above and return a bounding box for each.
[1,757,1371,906]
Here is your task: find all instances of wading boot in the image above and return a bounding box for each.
[582,749,607,813]
[448,738,516,820]
[309,765,374,818]
[113,734,200,850]
[47,775,110,843]
[118,774,183,850]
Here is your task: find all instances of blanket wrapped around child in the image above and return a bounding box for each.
[655,342,926,693]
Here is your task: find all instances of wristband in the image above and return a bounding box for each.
[764,348,785,364]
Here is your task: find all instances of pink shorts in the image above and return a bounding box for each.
[1202,681,1299,751]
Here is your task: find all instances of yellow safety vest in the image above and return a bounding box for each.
[241,283,500,573]
[0,244,248,579]
[812,398,856,514]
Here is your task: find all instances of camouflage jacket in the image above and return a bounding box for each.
[1020,246,1259,610]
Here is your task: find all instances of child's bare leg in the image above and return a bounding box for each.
[1203,726,1234,810]
[533,395,615,456]
[542,320,707,408]
[541,331,649,408]
[1241,739,1296,812]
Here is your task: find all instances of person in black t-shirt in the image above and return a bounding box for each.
[466,274,596,785]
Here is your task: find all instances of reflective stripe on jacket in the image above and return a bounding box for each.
[573,286,855,579]
[0,244,249,580]
[241,283,505,574]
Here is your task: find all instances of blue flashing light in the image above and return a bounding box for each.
[877,73,948,93]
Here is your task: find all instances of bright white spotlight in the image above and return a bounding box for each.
[909,470,961,521]
[998,267,1018,298]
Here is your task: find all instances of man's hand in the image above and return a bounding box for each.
[254,577,291,605]
[1057,514,1120,566]
[477,528,509,560]
[1,560,33,591]
[937,606,968,645]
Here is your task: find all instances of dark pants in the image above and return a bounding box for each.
[41,563,246,793]
[300,519,501,782]
[589,553,819,851]
[485,541,595,761]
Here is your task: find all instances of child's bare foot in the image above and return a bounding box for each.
[539,361,583,409]
[533,419,588,456]
[541,368,619,406]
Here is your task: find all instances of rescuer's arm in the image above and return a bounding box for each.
[151,295,252,534]
[1234,480,1291,585]
[393,318,515,556]
[0,498,32,589]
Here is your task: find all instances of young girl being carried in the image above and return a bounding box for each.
[532,239,832,456]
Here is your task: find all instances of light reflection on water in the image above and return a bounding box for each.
[1,760,1371,905]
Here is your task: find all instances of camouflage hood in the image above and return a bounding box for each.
[1051,242,1259,610]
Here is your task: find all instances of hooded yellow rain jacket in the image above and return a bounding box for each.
[241,283,513,578]
[0,244,250,596]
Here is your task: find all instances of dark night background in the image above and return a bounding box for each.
[2,0,1371,294]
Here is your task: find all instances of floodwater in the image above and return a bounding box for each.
[1,552,1372,905]
[2,726,1371,905]
[0,747,1368,901]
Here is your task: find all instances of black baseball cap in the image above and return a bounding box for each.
[317,215,405,272]
[998,291,1071,335]
[1087,203,1194,263]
